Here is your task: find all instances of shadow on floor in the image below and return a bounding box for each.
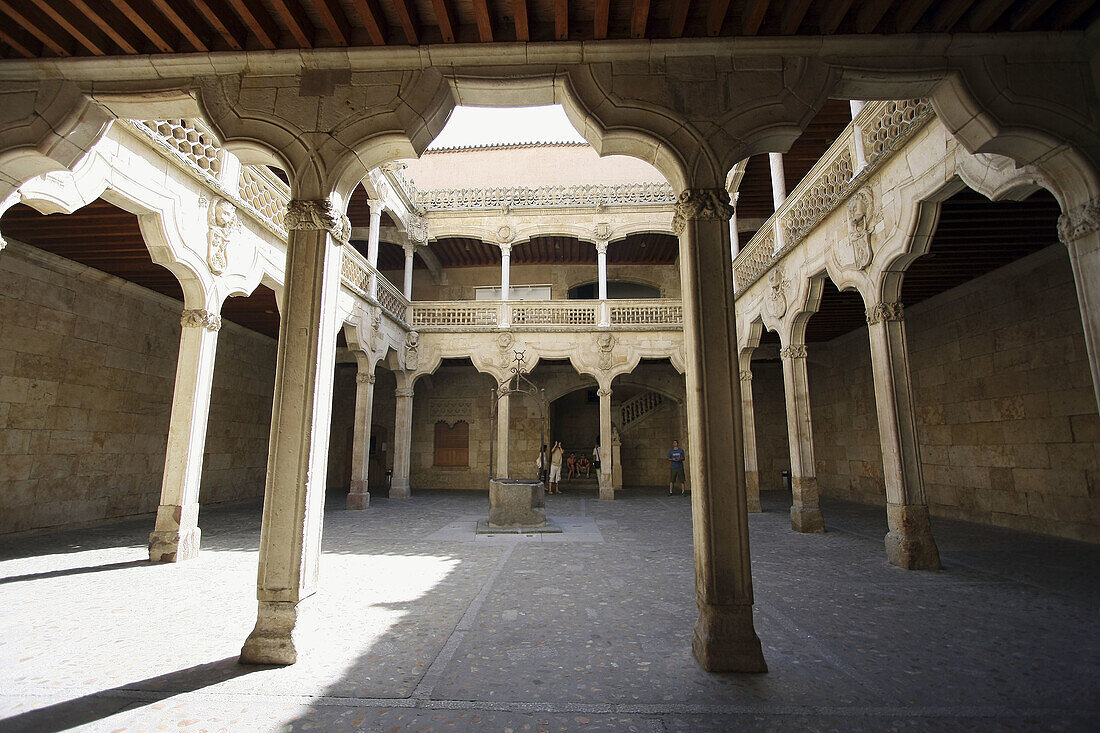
[0,558,151,585]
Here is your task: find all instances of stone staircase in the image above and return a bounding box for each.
[619,390,665,433]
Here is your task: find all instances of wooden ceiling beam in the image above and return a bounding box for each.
[1008,0,1057,30]
[0,23,39,58]
[895,0,936,32]
[431,0,457,42]
[268,0,314,47]
[106,0,177,53]
[393,0,421,44]
[308,0,353,46]
[472,0,494,42]
[150,0,209,52]
[931,0,979,32]
[512,0,529,41]
[818,0,854,33]
[226,0,280,49]
[968,0,1015,32]
[347,0,389,44]
[0,1,70,56]
[1048,0,1095,29]
[594,0,610,39]
[555,0,569,40]
[707,0,731,35]
[188,0,246,50]
[739,0,770,36]
[668,0,690,37]
[28,0,108,55]
[854,0,892,32]
[780,0,813,34]
[631,0,651,37]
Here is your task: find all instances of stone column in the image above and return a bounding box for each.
[780,343,825,533]
[366,199,383,268]
[346,369,376,510]
[390,385,414,498]
[673,187,767,673]
[402,244,415,300]
[769,153,787,252]
[499,241,512,301]
[596,241,610,326]
[597,386,614,500]
[730,210,741,258]
[850,100,868,172]
[1058,200,1100,411]
[738,361,762,513]
[148,307,222,562]
[240,198,347,665]
[865,303,940,569]
[495,382,510,478]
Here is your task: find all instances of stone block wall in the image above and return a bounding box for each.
[798,245,1099,542]
[399,262,681,301]
[410,366,497,489]
[750,361,792,492]
[0,241,276,534]
[617,400,683,487]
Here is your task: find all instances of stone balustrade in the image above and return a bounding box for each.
[733,99,933,293]
[409,298,684,331]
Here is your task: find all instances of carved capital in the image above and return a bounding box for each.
[672,188,734,235]
[367,199,386,217]
[285,199,350,245]
[597,388,612,397]
[498,241,513,257]
[181,309,221,331]
[395,387,415,398]
[866,302,904,324]
[780,345,807,359]
[1057,198,1100,243]
[740,370,753,382]
[594,241,609,256]
[356,372,376,385]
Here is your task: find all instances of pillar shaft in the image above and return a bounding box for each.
[730,210,740,258]
[597,243,608,300]
[149,308,221,562]
[347,370,376,510]
[241,204,345,666]
[598,387,613,500]
[500,251,511,301]
[391,387,414,498]
[495,386,510,477]
[366,200,383,268]
[674,187,766,673]
[866,303,941,569]
[1059,215,1100,411]
[738,364,762,513]
[402,246,414,300]
[850,100,868,172]
[780,345,824,533]
[769,152,787,211]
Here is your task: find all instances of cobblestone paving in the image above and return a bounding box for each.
[0,488,1097,732]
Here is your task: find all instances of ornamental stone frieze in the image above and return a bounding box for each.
[284,199,351,245]
[780,345,807,359]
[671,189,734,235]
[866,302,904,324]
[180,309,221,331]
[1057,198,1100,244]
[206,198,238,274]
[429,398,474,427]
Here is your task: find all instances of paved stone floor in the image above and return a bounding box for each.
[1,487,1097,732]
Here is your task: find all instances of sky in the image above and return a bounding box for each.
[427,105,588,149]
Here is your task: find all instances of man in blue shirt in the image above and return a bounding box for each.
[668,440,687,495]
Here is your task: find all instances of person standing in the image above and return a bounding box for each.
[548,440,564,494]
[668,439,687,495]
[592,441,602,477]
[535,444,548,483]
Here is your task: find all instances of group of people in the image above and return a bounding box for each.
[536,441,603,494]
[536,438,689,496]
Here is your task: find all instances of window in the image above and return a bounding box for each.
[434,421,469,466]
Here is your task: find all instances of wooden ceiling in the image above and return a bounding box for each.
[803,188,1062,343]
[0,200,282,338]
[0,0,1093,57]
[414,232,679,269]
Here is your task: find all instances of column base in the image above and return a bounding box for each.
[148,503,201,562]
[346,488,370,510]
[389,479,410,499]
[745,470,762,513]
[599,485,615,501]
[240,600,303,665]
[885,503,941,570]
[790,506,825,533]
[691,600,768,673]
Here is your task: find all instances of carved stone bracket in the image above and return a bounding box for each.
[181,309,222,331]
[404,330,420,371]
[407,215,429,243]
[671,188,734,235]
[780,345,807,359]
[1057,197,1100,244]
[845,187,875,270]
[740,370,753,382]
[207,197,237,274]
[866,302,904,324]
[764,266,790,319]
[596,332,616,371]
[285,199,350,245]
[356,372,376,384]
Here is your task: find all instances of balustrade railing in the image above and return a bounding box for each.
[408,182,676,211]
[733,99,933,293]
[409,299,683,330]
[341,247,411,325]
[620,390,665,432]
[135,119,224,182]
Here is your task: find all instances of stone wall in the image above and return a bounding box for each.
[398,262,681,301]
[617,398,683,487]
[0,241,276,534]
[801,245,1099,542]
[750,361,792,492]
[410,365,496,490]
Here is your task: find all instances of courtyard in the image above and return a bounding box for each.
[1,488,1096,732]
